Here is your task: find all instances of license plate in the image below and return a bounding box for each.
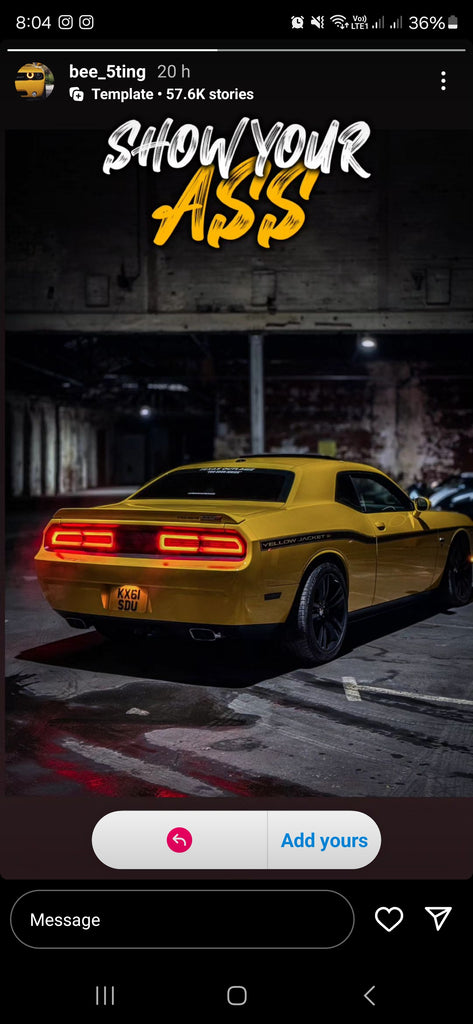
[109,585,148,614]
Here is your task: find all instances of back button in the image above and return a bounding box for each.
[364,985,375,1006]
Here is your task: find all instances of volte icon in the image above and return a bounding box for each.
[425,907,452,931]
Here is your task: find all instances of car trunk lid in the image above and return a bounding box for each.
[50,499,285,526]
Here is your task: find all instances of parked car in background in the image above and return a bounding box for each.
[439,488,473,521]
[429,472,473,508]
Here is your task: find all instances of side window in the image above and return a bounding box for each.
[351,474,413,513]
[335,473,362,510]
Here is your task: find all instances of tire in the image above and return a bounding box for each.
[440,535,472,607]
[284,561,348,665]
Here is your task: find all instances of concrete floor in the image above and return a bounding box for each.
[5,501,473,799]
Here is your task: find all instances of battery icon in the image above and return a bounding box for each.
[447,15,458,29]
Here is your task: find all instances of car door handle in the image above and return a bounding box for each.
[374,521,386,531]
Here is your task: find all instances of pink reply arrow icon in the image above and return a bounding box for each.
[167,827,193,853]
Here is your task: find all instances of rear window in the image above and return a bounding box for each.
[130,468,294,502]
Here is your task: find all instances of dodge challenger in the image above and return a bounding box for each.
[35,456,473,665]
[14,63,46,98]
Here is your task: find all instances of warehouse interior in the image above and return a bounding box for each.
[5,128,472,500]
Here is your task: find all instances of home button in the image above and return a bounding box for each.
[227,985,248,1006]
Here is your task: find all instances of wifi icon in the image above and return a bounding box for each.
[330,14,348,28]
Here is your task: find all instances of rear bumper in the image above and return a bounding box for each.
[35,551,296,627]
[56,610,281,641]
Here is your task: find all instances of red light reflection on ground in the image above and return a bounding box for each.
[39,745,188,798]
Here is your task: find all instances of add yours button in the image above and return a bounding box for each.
[268,811,381,868]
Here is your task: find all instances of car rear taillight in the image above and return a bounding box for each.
[45,525,117,552]
[44,524,247,559]
[157,529,246,558]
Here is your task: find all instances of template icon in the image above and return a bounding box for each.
[425,907,452,931]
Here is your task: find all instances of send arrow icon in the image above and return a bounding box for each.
[425,907,452,931]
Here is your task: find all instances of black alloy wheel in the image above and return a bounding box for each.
[285,561,348,665]
[441,535,472,607]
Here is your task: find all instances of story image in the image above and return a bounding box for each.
[5,125,473,801]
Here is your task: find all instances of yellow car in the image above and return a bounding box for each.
[35,456,473,665]
[15,63,45,98]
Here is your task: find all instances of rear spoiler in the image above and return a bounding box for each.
[50,506,240,525]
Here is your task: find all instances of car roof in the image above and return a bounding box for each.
[127,456,400,507]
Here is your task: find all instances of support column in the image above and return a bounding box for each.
[87,421,99,487]
[10,400,25,496]
[43,402,57,495]
[249,334,265,454]
[29,403,42,496]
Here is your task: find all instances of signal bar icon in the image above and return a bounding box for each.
[389,15,403,29]
[371,15,385,29]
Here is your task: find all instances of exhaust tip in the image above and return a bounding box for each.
[65,616,90,630]
[189,627,222,642]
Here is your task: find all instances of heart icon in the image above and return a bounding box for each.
[374,906,404,932]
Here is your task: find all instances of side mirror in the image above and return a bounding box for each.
[413,496,431,516]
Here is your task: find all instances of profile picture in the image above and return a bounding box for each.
[14,62,54,99]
